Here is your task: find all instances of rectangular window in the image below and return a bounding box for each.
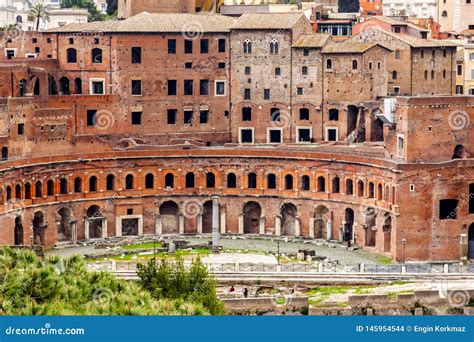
[131,47,141,64]
[303,48,309,56]
[200,80,209,95]
[470,53,474,61]
[184,80,193,95]
[302,66,308,75]
[167,109,177,124]
[200,39,209,53]
[168,39,176,54]
[275,67,281,76]
[456,85,463,94]
[218,62,226,69]
[240,128,253,143]
[268,129,282,143]
[131,80,142,96]
[131,111,142,125]
[297,87,304,95]
[264,89,270,100]
[439,199,458,220]
[245,66,251,75]
[297,128,311,143]
[242,107,252,121]
[457,65,463,75]
[90,79,105,95]
[184,40,193,54]
[199,110,209,124]
[184,110,193,124]
[218,38,226,52]
[87,110,97,126]
[185,62,192,69]
[215,81,226,96]
[18,123,24,135]
[326,128,338,141]
[397,135,404,157]
[244,88,251,100]
[471,69,474,80]
[167,80,177,95]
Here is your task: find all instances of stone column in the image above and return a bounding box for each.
[238,213,243,234]
[460,233,468,265]
[197,214,203,234]
[137,216,143,236]
[156,215,162,235]
[326,219,332,241]
[295,216,300,237]
[275,216,282,236]
[178,214,184,234]
[212,196,219,247]
[259,215,265,235]
[309,218,315,238]
[84,219,89,240]
[220,209,226,234]
[115,217,121,237]
[71,220,77,243]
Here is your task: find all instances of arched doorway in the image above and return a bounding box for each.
[159,201,179,234]
[281,203,297,236]
[58,207,73,241]
[32,211,45,245]
[14,216,23,245]
[314,205,329,239]
[364,208,376,247]
[383,213,392,253]
[243,201,261,234]
[468,223,474,260]
[202,200,213,233]
[86,205,103,239]
[344,208,354,245]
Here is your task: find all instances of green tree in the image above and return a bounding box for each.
[0,247,209,315]
[61,0,104,22]
[137,257,225,315]
[106,0,118,16]
[29,3,50,31]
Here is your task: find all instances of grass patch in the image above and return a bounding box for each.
[375,255,393,265]
[122,242,163,250]
[105,248,210,261]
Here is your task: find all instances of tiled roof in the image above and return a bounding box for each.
[293,33,331,48]
[232,12,306,30]
[322,41,388,54]
[47,12,236,33]
[373,16,430,32]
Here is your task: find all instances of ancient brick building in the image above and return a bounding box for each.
[0,12,472,262]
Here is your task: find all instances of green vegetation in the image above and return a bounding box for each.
[122,242,163,250]
[137,257,224,315]
[375,255,393,265]
[0,247,213,315]
[61,0,106,21]
[29,3,50,31]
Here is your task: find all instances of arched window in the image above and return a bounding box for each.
[47,180,54,196]
[15,184,21,200]
[48,75,58,95]
[74,78,82,94]
[248,173,257,189]
[74,177,82,193]
[285,175,293,190]
[317,176,325,192]
[35,181,42,198]
[33,78,40,96]
[352,60,358,70]
[392,71,397,80]
[227,173,236,188]
[243,39,252,54]
[270,107,280,121]
[357,180,364,197]
[267,174,276,189]
[19,79,26,97]
[67,48,77,63]
[59,77,70,95]
[431,70,435,79]
[92,48,103,63]
[384,185,390,202]
[145,173,154,189]
[424,70,428,79]
[368,182,375,198]
[332,177,340,193]
[206,172,215,188]
[25,183,31,199]
[346,179,353,195]
[326,59,332,69]
[269,39,279,54]
[106,174,115,190]
[59,178,68,194]
[125,174,134,189]
[301,175,310,191]
[165,173,174,188]
[6,186,11,201]
[441,10,447,17]
[377,183,383,200]
[16,15,22,23]
[89,176,97,192]
[185,172,195,188]
[1,147,8,161]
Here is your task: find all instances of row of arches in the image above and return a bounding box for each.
[1,172,396,205]
[17,76,83,97]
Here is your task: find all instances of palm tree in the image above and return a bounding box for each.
[29,3,50,31]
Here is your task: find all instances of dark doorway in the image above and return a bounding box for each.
[32,211,45,245]
[281,203,297,236]
[314,205,329,239]
[160,201,179,234]
[469,223,474,260]
[87,205,103,239]
[202,200,213,233]
[344,208,354,244]
[243,201,261,234]
[58,207,73,241]
[14,216,23,245]
[122,218,139,236]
